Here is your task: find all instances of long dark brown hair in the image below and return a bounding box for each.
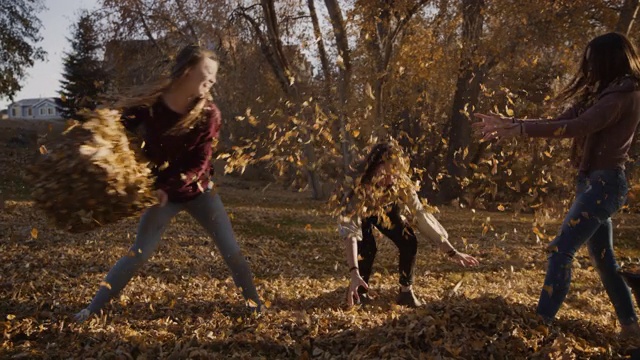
[334,140,419,220]
[559,32,640,104]
[116,44,219,134]
[337,142,395,214]
[355,142,394,186]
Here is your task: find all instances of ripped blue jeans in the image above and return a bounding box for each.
[536,169,637,326]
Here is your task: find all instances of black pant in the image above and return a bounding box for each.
[358,205,418,287]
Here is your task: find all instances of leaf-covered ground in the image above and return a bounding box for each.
[2,142,640,359]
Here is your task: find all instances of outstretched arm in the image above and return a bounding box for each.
[519,94,623,138]
[473,94,625,140]
[403,189,480,267]
[338,217,369,306]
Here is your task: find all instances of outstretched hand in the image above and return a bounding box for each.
[449,252,480,267]
[472,113,521,141]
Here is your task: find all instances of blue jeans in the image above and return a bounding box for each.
[536,169,637,326]
[86,192,261,314]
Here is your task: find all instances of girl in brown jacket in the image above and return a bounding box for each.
[474,32,640,336]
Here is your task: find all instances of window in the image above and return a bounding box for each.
[27,108,32,116]
[48,108,54,115]
[11,108,17,117]
[40,108,45,115]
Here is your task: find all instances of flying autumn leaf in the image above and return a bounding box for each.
[336,55,345,70]
[365,83,375,100]
[533,227,546,239]
[553,125,567,136]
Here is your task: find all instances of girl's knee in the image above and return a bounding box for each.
[546,240,576,260]
[225,251,247,266]
[362,243,377,256]
[137,221,167,238]
[590,254,619,273]
[126,245,154,264]
[403,237,418,255]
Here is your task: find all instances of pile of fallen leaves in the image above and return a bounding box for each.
[2,143,640,358]
[27,109,156,233]
[0,182,640,359]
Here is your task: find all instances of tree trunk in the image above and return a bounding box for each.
[131,0,166,57]
[175,0,199,40]
[616,0,640,35]
[308,0,332,91]
[308,0,345,172]
[325,0,353,171]
[371,2,391,135]
[437,0,485,204]
[259,0,325,199]
[364,0,429,137]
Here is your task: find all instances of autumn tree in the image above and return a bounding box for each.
[423,0,620,206]
[97,0,235,85]
[616,0,640,34]
[353,0,431,136]
[308,0,354,171]
[91,0,640,208]
[437,0,486,204]
[0,0,46,100]
[232,0,332,199]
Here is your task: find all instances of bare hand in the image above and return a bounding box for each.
[472,113,520,141]
[450,252,480,267]
[156,189,168,207]
[346,274,369,307]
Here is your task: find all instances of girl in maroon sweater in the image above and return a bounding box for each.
[474,32,640,336]
[75,45,262,322]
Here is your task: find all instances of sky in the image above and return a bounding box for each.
[1,0,100,109]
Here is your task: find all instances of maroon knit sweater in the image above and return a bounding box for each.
[121,99,221,202]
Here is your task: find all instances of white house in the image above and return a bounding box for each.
[7,98,64,120]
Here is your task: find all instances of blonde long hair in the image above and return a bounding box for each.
[116,44,218,134]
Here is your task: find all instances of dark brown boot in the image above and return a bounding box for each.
[357,287,372,305]
[396,288,422,308]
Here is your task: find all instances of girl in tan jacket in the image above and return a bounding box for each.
[337,142,479,307]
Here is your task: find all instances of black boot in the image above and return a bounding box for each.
[356,287,372,305]
[396,288,422,308]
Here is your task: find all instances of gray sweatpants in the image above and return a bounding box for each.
[86,192,261,314]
